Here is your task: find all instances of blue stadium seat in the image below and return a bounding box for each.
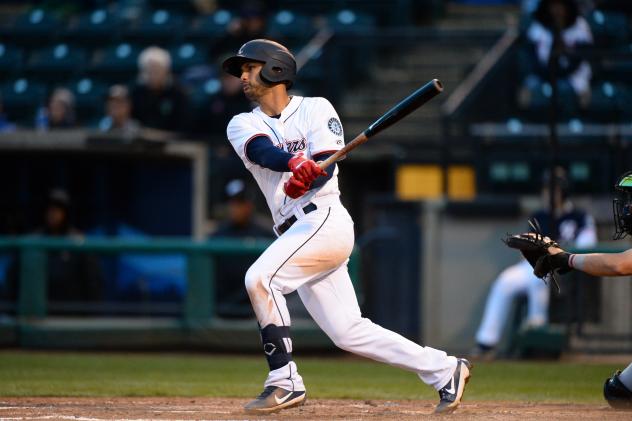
[583,81,622,122]
[0,43,24,80]
[267,10,316,40]
[26,43,88,82]
[586,9,629,47]
[168,42,209,74]
[64,8,122,46]
[148,0,198,15]
[325,10,376,84]
[90,43,143,82]
[326,9,376,33]
[186,9,232,40]
[0,78,47,125]
[66,77,109,125]
[3,8,63,46]
[124,9,187,43]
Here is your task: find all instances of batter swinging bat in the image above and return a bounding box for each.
[319,78,443,169]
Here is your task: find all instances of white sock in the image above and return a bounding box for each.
[619,362,632,390]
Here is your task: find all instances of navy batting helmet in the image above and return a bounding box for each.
[222,39,296,88]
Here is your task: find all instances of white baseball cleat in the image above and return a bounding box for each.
[434,358,472,414]
[243,386,306,414]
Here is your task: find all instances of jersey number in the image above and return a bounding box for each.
[286,138,306,154]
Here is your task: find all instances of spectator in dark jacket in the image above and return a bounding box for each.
[131,46,190,134]
[210,179,272,318]
[37,189,104,304]
[99,84,141,139]
[518,0,593,111]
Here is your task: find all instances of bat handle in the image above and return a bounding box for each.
[318,133,368,169]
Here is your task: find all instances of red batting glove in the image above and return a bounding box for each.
[288,153,327,185]
[283,176,310,199]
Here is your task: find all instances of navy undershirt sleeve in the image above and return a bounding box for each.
[246,136,293,172]
[310,152,336,189]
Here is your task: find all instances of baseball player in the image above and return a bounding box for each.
[534,170,632,409]
[222,39,471,415]
[472,168,596,358]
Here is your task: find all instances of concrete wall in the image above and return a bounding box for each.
[419,198,632,354]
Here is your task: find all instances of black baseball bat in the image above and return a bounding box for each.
[319,79,443,169]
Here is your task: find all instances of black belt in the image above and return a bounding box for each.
[276,203,317,235]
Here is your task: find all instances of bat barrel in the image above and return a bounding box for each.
[363,79,443,138]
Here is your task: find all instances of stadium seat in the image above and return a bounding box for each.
[181,70,220,112]
[581,81,627,122]
[0,78,47,125]
[147,0,199,15]
[26,43,88,82]
[324,10,376,84]
[90,43,143,82]
[186,9,232,40]
[586,9,629,48]
[2,8,63,46]
[326,9,376,33]
[0,43,24,80]
[266,10,316,41]
[66,77,109,125]
[168,43,209,74]
[123,9,187,43]
[64,8,122,46]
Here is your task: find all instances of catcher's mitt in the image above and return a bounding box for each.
[502,218,568,293]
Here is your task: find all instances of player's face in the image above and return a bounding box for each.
[240,62,266,101]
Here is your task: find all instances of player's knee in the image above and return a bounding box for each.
[244,266,263,294]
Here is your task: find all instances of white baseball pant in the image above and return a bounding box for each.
[475,259,549,347]
[244,198,456,392]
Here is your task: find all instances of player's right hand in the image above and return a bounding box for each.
[288,153,327,185]
[283,175,309,199]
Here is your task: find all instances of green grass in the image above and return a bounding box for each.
[0,351,622,403]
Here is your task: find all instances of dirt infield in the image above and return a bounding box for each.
[0,397,630,420]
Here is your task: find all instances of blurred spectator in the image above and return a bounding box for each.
[471,167,597,359]
[0,95,16,133]
[210,179,272,318]
[98,84,141,139]
[37,88,76,130]
[131,46,190,134]
[518,0,593,112]
[36,189,103,304]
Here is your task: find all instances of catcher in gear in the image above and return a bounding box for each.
[473,167,596,359]
[506,170,632,410]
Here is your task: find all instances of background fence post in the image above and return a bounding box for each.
[18,245,48,318]
[185,250,215,326]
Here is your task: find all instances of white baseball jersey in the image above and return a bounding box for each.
[227,93,458,394]
[226,96,345,225]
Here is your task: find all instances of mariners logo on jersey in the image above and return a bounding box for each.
[328,117,343,136]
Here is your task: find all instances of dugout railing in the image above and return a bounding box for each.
[0,236,360,350]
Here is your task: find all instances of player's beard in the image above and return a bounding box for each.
[243,80,266,102]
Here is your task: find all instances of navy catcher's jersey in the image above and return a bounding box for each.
[531,206,597,249]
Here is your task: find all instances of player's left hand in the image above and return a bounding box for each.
[283,175,309,199]
[288,153,327,185]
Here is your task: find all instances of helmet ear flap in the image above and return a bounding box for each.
[260,59,294,88]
